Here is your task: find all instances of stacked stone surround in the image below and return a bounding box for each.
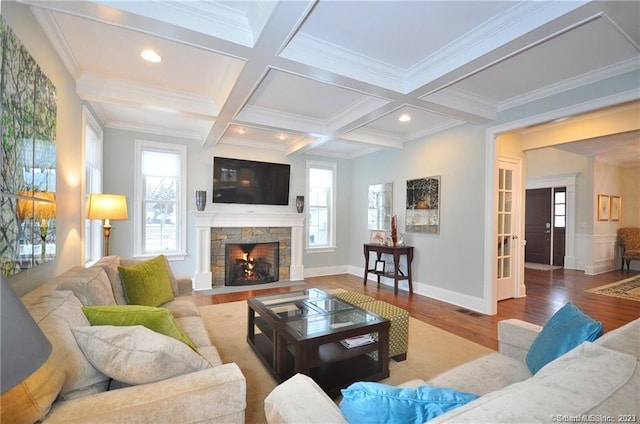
[211,227,291,286]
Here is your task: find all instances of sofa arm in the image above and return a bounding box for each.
[498,319,542,362]
[264,374,347,424]
[44,363,246,424]
[176,276,193,296]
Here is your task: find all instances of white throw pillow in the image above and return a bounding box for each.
[71,325,211,385]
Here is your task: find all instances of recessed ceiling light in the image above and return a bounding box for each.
[238,128,246,134]
[140,49,161,63]
[278,134,286,140]
[399,114,412,122]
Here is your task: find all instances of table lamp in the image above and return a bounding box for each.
[86,193,128,256]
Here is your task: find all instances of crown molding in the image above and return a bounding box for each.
[325,96,390,132]
[30,8,82,79]
[422,87,497,121]
[280,33,407,93]
[499,57,640,111]
[405,1,589,93]
[90,0,254,47]
[404,119,465,143]
[236,104,326,135]
[106,120,206,141]
[76,74,218,119]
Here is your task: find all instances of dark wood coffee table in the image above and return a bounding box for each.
[247,288,390,393]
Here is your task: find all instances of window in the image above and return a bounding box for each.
[83,107,103,263]
[134,141,186,258]
[554,188,566,228]
[306,161,336,250]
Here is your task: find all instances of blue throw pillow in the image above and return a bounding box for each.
[339,382,479,424]
[526,302,603,374]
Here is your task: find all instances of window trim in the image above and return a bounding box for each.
[305,160,336,252]
[83,106,104,264]
[133,140,187,260]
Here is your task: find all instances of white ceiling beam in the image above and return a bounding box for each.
[204,0,317,146]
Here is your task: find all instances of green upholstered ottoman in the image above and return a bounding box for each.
[333,291,376,305]
[359,300,409,362]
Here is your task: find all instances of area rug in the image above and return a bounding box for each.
[199,301,493,424]
[524,262,562,270]
[200,280,305,295]
[586,275,640,301]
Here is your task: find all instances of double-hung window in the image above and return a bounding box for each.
[134,140,186,258]
[306,161,336,250]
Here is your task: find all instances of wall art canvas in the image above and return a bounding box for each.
[0,17,57,276]
[406,176,440,234]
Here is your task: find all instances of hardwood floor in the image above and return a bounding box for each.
[195,268,640,351]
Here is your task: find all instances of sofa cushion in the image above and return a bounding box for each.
[71,325,211,385]
[118,255,175,307]
[430,342,638,423]
[22,290,109,399]
[163,296,201,318]
[92,256,127,304]
[526,302,602,374]
[427,352,532,395]
[340,382,479,424]
[82,305,197,350]
[57,266,117,306]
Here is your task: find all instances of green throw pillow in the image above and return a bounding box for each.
[118,255,175,307]
[82,305,197,351]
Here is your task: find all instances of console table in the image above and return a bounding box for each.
[363,244,414,295]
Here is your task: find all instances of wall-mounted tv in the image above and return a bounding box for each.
[212,157,290,205]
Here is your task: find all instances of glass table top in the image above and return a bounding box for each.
[285,308,381,337]
[251,288,385,338]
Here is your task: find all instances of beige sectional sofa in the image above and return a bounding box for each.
[265,317,640,423]
[7,256,246,424]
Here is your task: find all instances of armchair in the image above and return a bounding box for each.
[618,227,640,272]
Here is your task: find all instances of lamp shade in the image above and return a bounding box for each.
[1,279,52,394]
[86,194,128,220]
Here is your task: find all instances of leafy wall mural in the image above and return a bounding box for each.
[1,16,57,276]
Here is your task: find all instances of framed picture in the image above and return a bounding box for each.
[370,230,386,245]
[610,196,621,221]
[374,260,385,273]
[597,194,610,221]
[406,176,440,233]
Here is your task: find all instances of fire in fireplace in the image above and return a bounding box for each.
[225,242,279,286]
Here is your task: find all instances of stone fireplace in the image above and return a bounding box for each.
[193,211,305,290]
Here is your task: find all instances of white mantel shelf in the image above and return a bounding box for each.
[192,211,305,290]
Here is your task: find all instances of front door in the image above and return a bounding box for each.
[525,187,566,266]
[525,188,551,264]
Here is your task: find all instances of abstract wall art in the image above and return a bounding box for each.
[406,176,440,234]
[1,16,57,276]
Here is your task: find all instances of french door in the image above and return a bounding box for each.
[496,158,522,301]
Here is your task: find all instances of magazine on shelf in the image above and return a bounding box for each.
[340,334,375,349]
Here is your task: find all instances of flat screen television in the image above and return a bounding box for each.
[212,157,290,205]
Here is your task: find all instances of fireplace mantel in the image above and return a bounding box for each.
[193,211,305,290]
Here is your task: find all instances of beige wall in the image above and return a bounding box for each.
[4,3,85,295]
[593,160,622,235]
[620,166,640,227]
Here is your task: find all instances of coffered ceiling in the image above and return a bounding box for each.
[22,0,640,158]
